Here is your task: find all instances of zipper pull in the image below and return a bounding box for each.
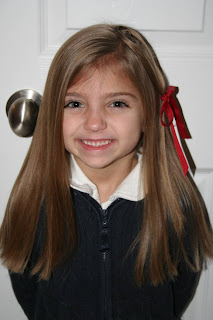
[99,209,110,252]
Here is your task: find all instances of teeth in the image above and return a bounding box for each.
[82,140,112,147]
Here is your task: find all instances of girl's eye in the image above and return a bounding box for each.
[64,101,84,108]
[110,101,128,108]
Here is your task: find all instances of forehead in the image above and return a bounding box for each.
[67,62,139,94]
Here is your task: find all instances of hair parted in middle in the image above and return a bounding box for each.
[1,24,212,286]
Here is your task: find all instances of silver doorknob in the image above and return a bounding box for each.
[6,89,42,137]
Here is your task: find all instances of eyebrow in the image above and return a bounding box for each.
[65,91,139,100]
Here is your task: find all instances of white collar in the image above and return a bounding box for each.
[70,154,143,209]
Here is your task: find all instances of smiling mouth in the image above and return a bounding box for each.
[81,139,113,147]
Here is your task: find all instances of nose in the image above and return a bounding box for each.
[84,108,107,132]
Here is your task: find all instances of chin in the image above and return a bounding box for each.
[84,161,112,169]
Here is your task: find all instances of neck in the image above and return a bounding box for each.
[74,153,138,203]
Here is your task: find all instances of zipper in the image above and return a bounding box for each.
[103,251,106,261]
[99,201,121,319]
[100,209,109,252]
[99,208,110,319]
[102,250,107,319]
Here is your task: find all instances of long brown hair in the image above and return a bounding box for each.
[1,24,212,285]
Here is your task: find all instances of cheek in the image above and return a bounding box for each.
[62,119,69,141]
[63,114,77,136]
[115,116,143,151]
[62,121,76,154]
[62,116,75,148]
[125,114,143,139]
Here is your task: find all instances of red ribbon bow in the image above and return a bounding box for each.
[160,86,190,176]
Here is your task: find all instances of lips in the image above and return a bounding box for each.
[81,139,113,147]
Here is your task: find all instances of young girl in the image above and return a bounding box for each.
[0,24,213,320]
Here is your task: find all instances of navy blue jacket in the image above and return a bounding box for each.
[10,189,199,319]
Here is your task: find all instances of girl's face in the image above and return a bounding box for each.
[63,65,143,174]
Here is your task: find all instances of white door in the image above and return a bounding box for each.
[0,1,42,319]
[0,1,213,319]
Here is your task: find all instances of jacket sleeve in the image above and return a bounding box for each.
[171,259,200,319]
[9,265,38,320]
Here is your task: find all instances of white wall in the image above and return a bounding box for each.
[0,0,213,319]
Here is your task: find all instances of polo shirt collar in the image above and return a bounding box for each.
[70,154,143,209]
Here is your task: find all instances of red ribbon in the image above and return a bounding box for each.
[160,86,190,176]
